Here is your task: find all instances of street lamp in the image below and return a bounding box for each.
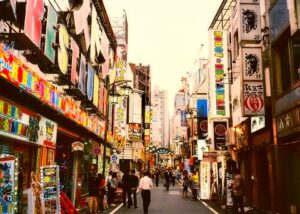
[102,77,132,176]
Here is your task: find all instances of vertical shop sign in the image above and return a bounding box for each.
[180,111,187,127]
[93,73,99,108]
[213,121,227,150]
[37,117,58,148]
[243,81,265,116]
[24,0,44,48]
[209,30,229,117]
[0,157,15,214]
[200,161,211,199]
[198,117,208,139]
[40,165,60,214]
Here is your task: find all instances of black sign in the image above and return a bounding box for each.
[198,117,208,139]
[213,121,227,150]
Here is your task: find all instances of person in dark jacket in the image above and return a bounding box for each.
[88,168,98,213]
[130,169,139,208]
[155,168,160,187]
[122,170,133,208]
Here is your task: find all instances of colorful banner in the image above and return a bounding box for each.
[209,30,229,118]
[200,161,211,200]
[0,45,105,139]
[128,123,141,139]
[0,158,15,214]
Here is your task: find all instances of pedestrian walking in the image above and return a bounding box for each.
[232,169,245,214]
[164,168,172,191]
[182,173,189,198]
[191,171,199,200]
[106,171,113,207]
[109,172,119,207]
[139,171,153,214]
[122,170,133,208]
[171,169,176,186]
[97,173,107,212]
[155,168,160,187]
[88,168,99,213]
[130,169,139,208]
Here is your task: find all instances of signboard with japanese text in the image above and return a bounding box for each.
[242,48,263,81]
[37,117,57,148]
[242,81,265,116]
[251,116,265,133]
[198,117,208,139]
[276,107,300,137]
[128,123,142,139]
[200,161,211,200]
[209,30,230,118]
[231,75,247,126]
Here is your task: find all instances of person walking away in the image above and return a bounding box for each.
[171,169,176,186]
[88,168,98,213]
[155,168,160,187]
[97,173,107,212]
[106,171,112,207]
[109,172,119,207]
[182,173,189,198]
[130,169,139,208]
[139,171,153,214]
[191,171,199,200]
[122,170,133,208]
[232,169,245,214]
[164,169,172,191]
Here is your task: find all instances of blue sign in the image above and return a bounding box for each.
[197,99,208,117]
[111,154,118,161]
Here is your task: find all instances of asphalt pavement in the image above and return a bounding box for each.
[108,180,215,214]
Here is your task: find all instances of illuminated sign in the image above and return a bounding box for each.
[90,4,102,64]
[87,64,94,101]
[78,54,87,95]
[0,45,104,137]
[70,38,79,85]
[251,116,265,133]
[93,73,99,108]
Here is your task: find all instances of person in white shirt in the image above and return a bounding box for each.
[139,171,153,214]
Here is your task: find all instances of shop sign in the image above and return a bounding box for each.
[242,81,265,116]
[200,161,211,200]
[239,4,262,42]
[180,110,187,127]
[198,117,208,139]
[0,157,16,214]
[197,139,207,160]
[209,30,230,117]
[72,141,84,152]
[213,121,227,150]
[145,105,151,124]
[276,107,300,135]
[37,117,57,148]
[0,45,105,138]
[242,48,263,81]
[40,165,60,214]
[251,116,265,133]
[128,123,141,139]
[0,98,30,142]
[197,99,208,117]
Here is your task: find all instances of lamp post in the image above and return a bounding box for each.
[102,77,132,176]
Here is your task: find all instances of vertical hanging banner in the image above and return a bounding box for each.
[209,30,230,118]
[242,81,265,116]
[180,111,187,127]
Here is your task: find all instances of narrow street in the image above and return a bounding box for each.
[109,181,214,214]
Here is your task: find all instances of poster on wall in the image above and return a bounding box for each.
[40,165,60,214]
[200,161,211,200]
[213,121,227,150]
[37,117,58,148]
[242,81,265,116]
[0,157,15,214]
[225,170,234,206]
[242,48,263,81]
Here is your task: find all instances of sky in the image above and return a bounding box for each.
[103,0,222,111]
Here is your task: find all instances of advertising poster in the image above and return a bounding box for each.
[200,161,211,200]
[0,158,15,214]
[40,165,60,214]
[225,170,234,206]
